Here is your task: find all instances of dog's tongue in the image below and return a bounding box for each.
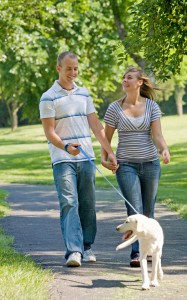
[122,230,132,240]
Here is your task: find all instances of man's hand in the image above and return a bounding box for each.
[102,153,119,173]
[66,143,81,156]
[108,152,117,166]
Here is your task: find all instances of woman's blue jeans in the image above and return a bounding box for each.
[53,161,96,259]
[116,159,161,259]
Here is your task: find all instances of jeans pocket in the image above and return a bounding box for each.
[151,159,160,166]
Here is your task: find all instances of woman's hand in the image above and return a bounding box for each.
[161,148,170,164]
[101,159,119,173]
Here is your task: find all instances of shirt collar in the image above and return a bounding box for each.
[52,80,78,92]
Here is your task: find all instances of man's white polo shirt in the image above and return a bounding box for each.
[39,80,96,165]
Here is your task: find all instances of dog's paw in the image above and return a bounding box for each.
[150,280,159,287]
[116,246,119,251]
[142,283,150,290]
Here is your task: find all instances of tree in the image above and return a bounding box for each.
[173,57,187,115]
[155,57,187,115]
[109,0,146,70]
[1,0,186,129]
[108,0,187,114]
[125,0,187,80]
[0,0,57,129]
[0,0,123,129]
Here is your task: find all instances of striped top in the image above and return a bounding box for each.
[39,80,96,165]
[104,98,161,162]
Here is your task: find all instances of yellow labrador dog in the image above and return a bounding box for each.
[116,214,164,290]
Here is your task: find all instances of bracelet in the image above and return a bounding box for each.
[64,143,71,153]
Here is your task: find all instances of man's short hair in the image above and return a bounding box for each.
[57,51,77,65]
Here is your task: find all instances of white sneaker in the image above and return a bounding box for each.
[66,252,81,267]
[83,249,96,262]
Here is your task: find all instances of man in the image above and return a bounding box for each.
[39,51,117,267]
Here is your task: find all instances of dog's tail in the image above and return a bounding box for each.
[116,235,138,251]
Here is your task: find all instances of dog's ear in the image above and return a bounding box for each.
[136,219,145,233]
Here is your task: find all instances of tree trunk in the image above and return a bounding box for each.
[11,107,19,131]
[174,85,184,116]
[6,101,22,131]
[109,0,146,70]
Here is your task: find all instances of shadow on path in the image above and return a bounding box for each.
[0,183,187,300]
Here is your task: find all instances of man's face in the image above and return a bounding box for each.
[57,56,78,84]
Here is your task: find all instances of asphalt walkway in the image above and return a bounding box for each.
[0,183,187,300]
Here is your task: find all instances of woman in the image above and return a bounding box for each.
[101,67,170,267]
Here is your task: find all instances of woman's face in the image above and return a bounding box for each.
[122,71,142,92]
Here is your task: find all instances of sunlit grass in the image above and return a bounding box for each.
[0,189,9,217]
[0,190,51,300]
[0,115,187,218]
[0,245,51,300]
[157,142,187,219]
[93,115,187,219]
[0,125,53,184]
[0,116,186,297]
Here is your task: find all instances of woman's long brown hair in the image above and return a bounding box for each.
[123,67,156,100]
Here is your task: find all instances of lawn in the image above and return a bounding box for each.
[0,115,186,298]
[0,189,51,300]
[0,115,187,219]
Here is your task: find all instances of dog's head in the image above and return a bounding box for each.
[116,214,148,240]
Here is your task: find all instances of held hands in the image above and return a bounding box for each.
[161,148,170,164]
[102,153,119,174]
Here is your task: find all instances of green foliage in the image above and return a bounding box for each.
[127,0,187,79]
[0,0,122,124]
[0,0,187,127]
[0,102,9,127]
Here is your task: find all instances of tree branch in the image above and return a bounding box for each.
[109,0,146,70]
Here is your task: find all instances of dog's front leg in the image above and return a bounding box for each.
[140,254,150,290]
[150,254,159,287]
[158,256,164,280]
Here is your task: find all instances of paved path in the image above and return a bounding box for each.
[0,183,187,300]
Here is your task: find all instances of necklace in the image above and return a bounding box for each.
[63,87,74,91]
[57,81,74,90]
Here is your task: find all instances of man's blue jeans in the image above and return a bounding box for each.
[53,161,96,259]
[116,159,161,259]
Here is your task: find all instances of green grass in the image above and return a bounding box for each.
[0,116,187,218]
[152,115,187,219]
[0,115,186,297]
[158,142,187,218]
[94,115,187,219]
[0,125,52,184]
[0,189,9,218]
[0,190,51,300]
[0,247,51,300]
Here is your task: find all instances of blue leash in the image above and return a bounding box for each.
[77,146,139,214]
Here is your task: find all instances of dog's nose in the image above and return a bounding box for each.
[116,226,119,231]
